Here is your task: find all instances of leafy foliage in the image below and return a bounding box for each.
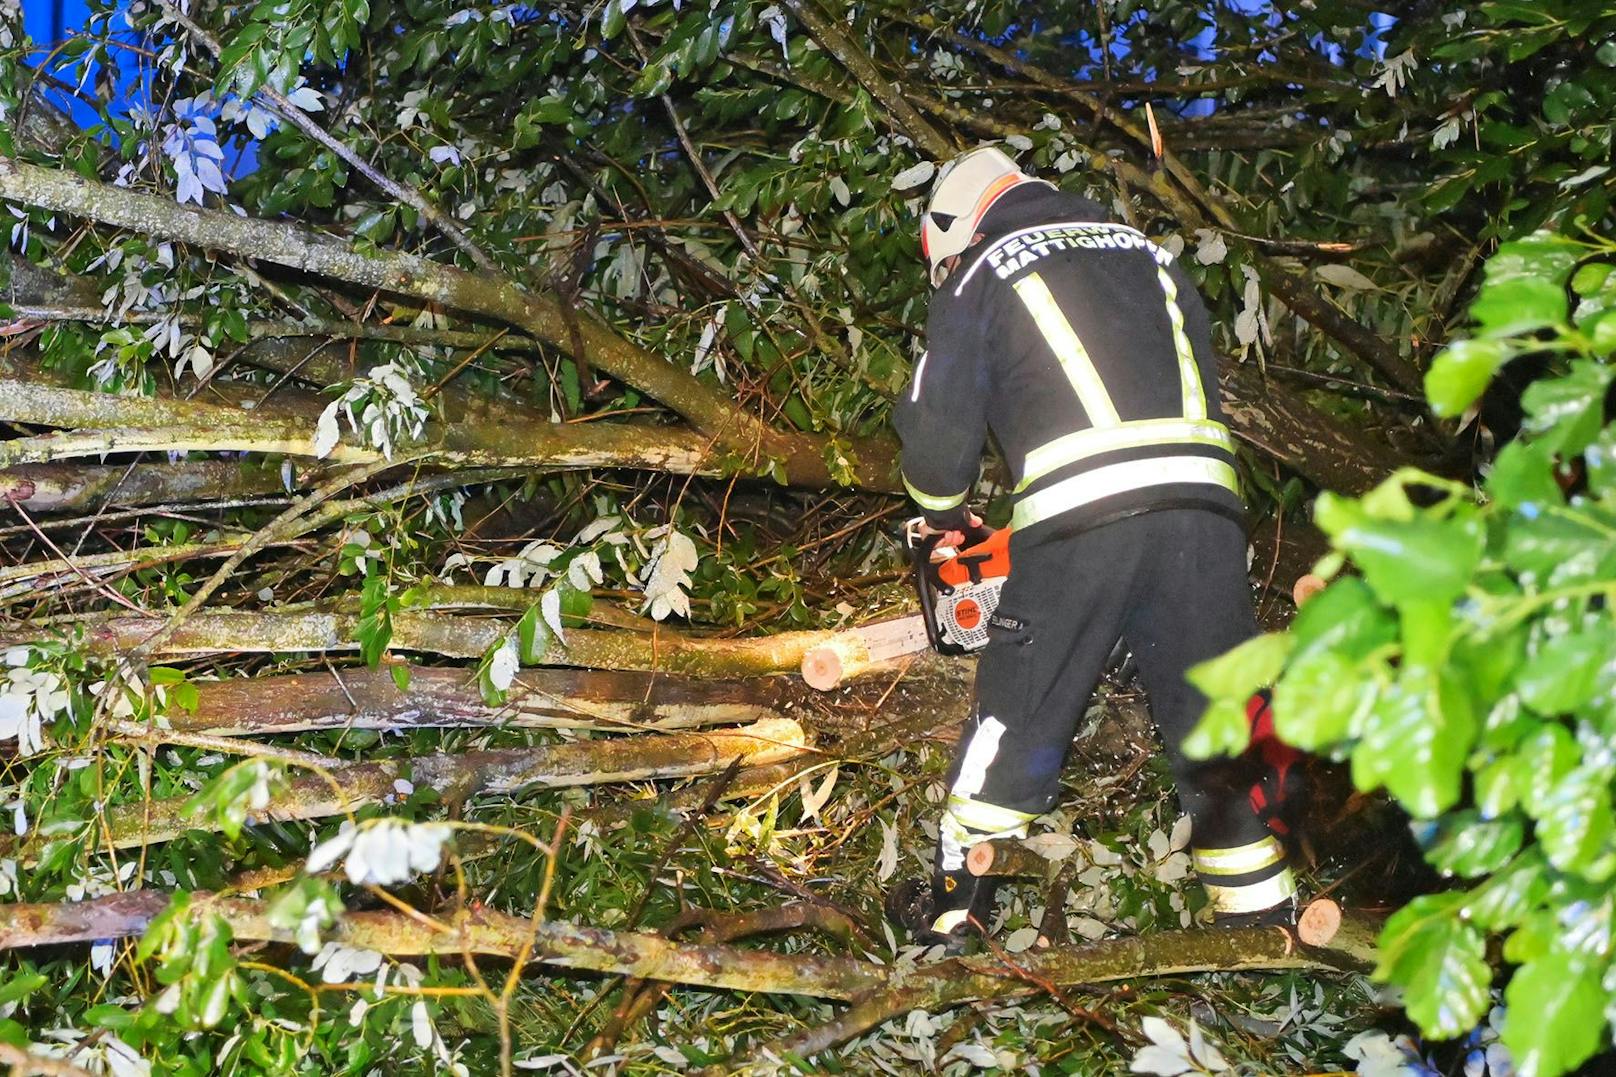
[1190,230,1616,1075]
[2,0,1616,1070]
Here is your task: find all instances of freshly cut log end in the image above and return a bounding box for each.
[801,646,844,691]
[1296,897,1343,947]
[1293,574,1327,607]
[965,842,995,877]
[965,839,1051,878]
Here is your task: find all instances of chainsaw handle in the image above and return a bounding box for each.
[903,516,996,558]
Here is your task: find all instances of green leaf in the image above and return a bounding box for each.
[1474,756,1520,818]
[1272,650,1375,750]
[1502,943,1605,1077]
[83,1003,135,1029]
[1533,766,1616,880]
[1472,277,1568,337]
[1484,438,1563,508]
[1287,576,1398,664]
[1423,810,1523,878]
[1462,851,1548,930]
[1425,338,1509,417]
[1520,361,1616,454]
[1374,892,1492,1039]
[1586,424,1616,495]
[1514,724,1581,820]
[1353,668,1474,818]
[1543,79,1596,126]
[0,973,46,1007]
[1514,624,1614,716]
[1314,495,1484,608]
[1502,511,1616,584]
[1186,632,1292,701]
[356,574,394,668]
[390,665,411,693]
[1182,697,1252,760]
[601,0,625,39]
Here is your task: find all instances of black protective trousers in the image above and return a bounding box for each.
[935,508,1293,920]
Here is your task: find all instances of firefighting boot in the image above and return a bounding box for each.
[884,865,1000,955]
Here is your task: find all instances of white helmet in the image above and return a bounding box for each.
[921,147,1047,287]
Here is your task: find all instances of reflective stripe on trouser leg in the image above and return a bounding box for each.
[1193,836,1296,914]
[933,795,1036,933]
[936,795,1037,873]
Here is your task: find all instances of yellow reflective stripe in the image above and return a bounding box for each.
[1156,267,1206,421]
[1011,456,1239,530]
[1204,869,1297,914]
[1012,274,1121,426]
[1193,837,1285,876]
[1018,418,1234,492]
[903,475,968,512]
[946,794,1037,835]
[931,908,971,934]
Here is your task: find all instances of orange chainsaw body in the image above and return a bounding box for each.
[909,524,1012,655]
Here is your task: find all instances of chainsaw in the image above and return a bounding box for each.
[904,518,1011,656]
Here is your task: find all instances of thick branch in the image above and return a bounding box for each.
[0,892,1379,1026]
[91,717,809,849]
[0,461,294,512]
[0,378,719,475]
[780,1,955,158]
[1220,361,1411,493]
[18,608,916,680]
[0,891,882,1000]
[0,158,897,490]
[167,665,795,736]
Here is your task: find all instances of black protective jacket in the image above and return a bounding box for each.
[894,184,1243,540]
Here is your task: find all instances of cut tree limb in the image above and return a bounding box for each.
[166,666,796,736]
[89,717,810,850]
[15,608,921,681]
[0,891,883,1000]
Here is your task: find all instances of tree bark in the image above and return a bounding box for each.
[1219,361,1411,493]
[0,890,1379,1039]
[167,665,796,736]
[17,608,917,680]
[0,461,294,512]
[88,717,808,850]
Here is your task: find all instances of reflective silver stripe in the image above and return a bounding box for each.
[1018,418,1234,493]
[1012,274,1121,427]
[909,351,929,403]
[1156,267,1206,421]
[946,794,1037,834]
[1204,868,1297,914]
[903,475,967,512]
[1011,456,1239,530]
[1193,837,1285,876]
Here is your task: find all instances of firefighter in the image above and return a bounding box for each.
[886,147,1296,949]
